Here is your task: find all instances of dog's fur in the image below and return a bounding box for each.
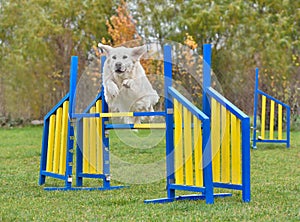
[98,43,159,124]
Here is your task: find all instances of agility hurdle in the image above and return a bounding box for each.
[145,44,250,203]
[252,68,290,149]
[39,56,125,191]
[39,44,250,204]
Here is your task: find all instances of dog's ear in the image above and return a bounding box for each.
[131,45,147,60]
[98,43,112,54]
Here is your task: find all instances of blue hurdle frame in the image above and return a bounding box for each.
[252,68,291,149]
[144,44,251,204]
[39,44,251,204]
[145,45,217,204]
[39,57,76,190]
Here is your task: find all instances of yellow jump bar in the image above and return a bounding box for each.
[133,123,165,129]
[99,112,134,118]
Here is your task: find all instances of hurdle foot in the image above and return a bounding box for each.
[44,185,127,191]
[144,193,232,204]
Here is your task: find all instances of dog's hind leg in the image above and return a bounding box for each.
[134,116,141,125]
[148,105,155,122]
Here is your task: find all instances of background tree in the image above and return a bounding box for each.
[0,0,299,128]
[105,0,141,46]
[129,0,185,44]
[178,0,300,115]
[130,0,299,125]
[0,0,114,121]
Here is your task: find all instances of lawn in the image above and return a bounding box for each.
[0,126,299,221]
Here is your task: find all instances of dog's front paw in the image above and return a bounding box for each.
[122,79,135,89]
[107,82,120,98]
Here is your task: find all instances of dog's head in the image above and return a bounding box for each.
[98,43,147,77]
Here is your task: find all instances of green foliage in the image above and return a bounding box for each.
[130,0,186,43]
[0,0,115,119]
[131,0,300,120]
[0,0,299,125]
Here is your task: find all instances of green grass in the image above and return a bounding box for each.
[0,126,299,221]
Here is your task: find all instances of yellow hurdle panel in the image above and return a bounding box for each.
[278,104,283,140]
[83,118,89,173]
[231,115,242,184]
[89,107,97,174]
[236,118,242,184]
[174,100,184,185]
[221,107,230,183]
[269,100,275,140]
[46,114,56,172]
[193,116,203,187]
[231,114,237,183]
[211,99,221,182]
[53,108,62,174]
[183,107,193,185]
[261,95,266,139]
[96,100,103,174]
[59,101,69,175]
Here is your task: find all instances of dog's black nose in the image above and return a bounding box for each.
[115,62,122,70]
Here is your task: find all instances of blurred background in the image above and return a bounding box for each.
[0,0,299,129]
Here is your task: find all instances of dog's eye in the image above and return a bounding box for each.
[112,55,117,59]
[123,55,128,59]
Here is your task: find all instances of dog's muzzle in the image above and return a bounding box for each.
[115,62,125,73]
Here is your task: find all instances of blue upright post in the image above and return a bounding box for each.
[76,118,83,186]
[101,56,111,188]
[242,118,251,202]
[65,56,78,188]
[202,119,214,204]
[286,107,291,148]
[252,68,259,149]
[164,45,175,200]
[202,44,214,204]
[69,56,78,121]
[39,119,50,185]
[202,44,212,117]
